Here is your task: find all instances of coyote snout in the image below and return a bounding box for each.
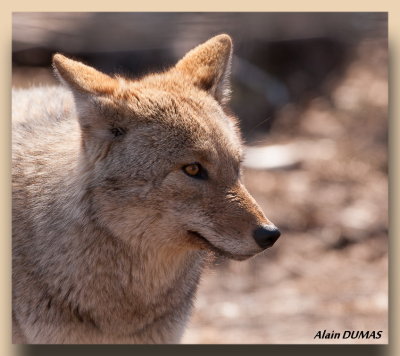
[179,179,280,260]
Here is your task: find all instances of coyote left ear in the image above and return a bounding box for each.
[175,34,233,105]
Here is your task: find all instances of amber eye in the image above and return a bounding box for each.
[182,163,208,179]
[184,164,200,176]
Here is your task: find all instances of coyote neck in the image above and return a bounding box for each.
[42,169,208,341]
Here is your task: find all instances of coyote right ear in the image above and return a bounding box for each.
[52,54,118,96]
[175,34,233,105]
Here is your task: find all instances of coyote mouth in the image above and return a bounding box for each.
[187,230,252,261]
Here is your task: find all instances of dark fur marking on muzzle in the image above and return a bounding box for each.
[187,230,252,261]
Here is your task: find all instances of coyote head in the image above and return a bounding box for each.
[53,34,280,260]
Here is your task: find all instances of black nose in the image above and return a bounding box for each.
[253,225,281,249]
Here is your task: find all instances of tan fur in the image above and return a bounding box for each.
[12,34,279,344]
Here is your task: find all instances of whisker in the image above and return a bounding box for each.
[247,116,273,137]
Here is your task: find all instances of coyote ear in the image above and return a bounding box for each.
[175,34,233,105]
[52,54,118,95]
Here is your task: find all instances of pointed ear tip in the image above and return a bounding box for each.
[52,53,62,62]
[214,34,232,43]
[52,53,68,69]
[212,34,233,49]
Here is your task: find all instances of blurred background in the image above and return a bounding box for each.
[12,12,388,344]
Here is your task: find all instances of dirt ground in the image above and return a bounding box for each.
[12,39,388,344]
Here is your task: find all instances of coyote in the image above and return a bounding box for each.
[12,34,280,344]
